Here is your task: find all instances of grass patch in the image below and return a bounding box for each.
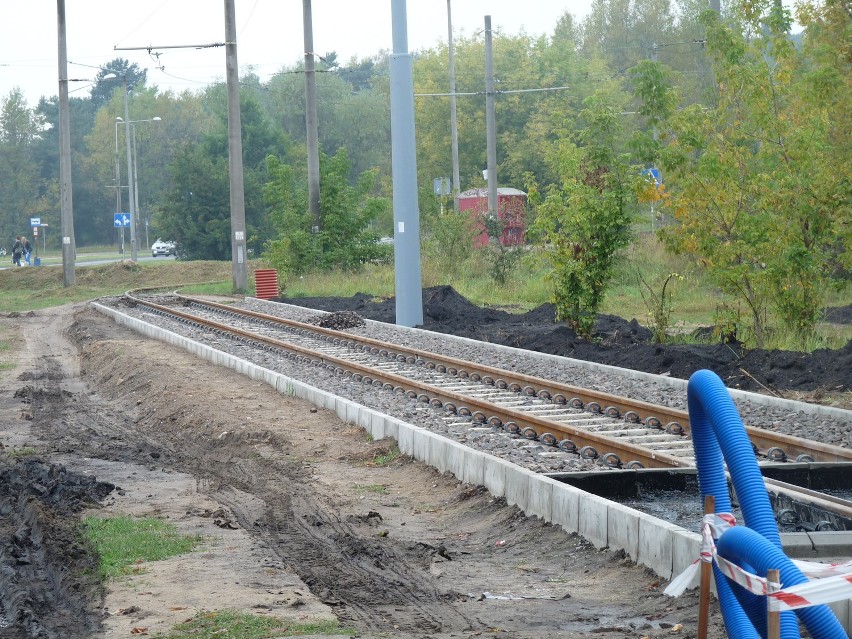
[513,561,540,573]
[6,447,39,458]
[351,483,389,494]
[82,516,202,579]
[0,259,234,313]
[177,281,239,296]
[370,446,402,467]
[155,610,352,638]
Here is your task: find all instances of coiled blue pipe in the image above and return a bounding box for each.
[717,526,848,638]
[687,369,845,639]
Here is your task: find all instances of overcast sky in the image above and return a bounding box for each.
[1,1,586,106]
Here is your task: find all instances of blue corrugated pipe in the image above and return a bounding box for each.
[687,369,845,639]
[717,526,848,638]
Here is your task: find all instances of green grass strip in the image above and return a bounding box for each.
[157,610,352,638]
[83,515,201,579]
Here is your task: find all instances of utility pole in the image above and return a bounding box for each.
[57,0,75,286]
[224,0,248,291]
[484,16,498,221]
[123,78,137,261]
[447,0,460,203]
[303,0,321,233]
[390,0,424,327]
[131,125,141,243]
[114,121,123,253]
[651,42,659,228]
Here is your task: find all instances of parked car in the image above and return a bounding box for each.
[151,239,176,257]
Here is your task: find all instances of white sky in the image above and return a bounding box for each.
[1,1,586,106]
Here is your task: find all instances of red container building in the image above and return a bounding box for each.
[457,188,527,247]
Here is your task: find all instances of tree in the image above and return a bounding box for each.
[530,90,637,335]
[90,59,147,109]
[264,149,388,278]
[659,7,850,344]
[0,89,44,239]
[159,144,231,260]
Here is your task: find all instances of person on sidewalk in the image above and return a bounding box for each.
[22,236,32,266]
[11,236,23,267]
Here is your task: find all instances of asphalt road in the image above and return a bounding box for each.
[0,253,175,271]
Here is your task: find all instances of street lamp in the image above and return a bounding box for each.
[115,116,161,256]
[101,72,140,261]
[113,118,127,253]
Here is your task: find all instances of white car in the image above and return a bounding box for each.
[151,239,176,257]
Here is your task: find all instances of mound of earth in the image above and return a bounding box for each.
[281,286,852,395]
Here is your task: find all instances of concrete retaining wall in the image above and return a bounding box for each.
[92,302,850,630]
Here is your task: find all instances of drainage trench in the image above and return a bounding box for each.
[548,463,852,535]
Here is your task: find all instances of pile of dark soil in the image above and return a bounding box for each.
[0,455,114,638]
[281,285,852,394]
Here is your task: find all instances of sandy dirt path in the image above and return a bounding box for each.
[0,304,725,638]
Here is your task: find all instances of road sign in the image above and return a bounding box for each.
[643,167,661,186]
[113,213,131,228]
[30,217,41,226]
[433,177,451,196]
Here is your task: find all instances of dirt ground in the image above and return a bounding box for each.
[0,303,730,638]
[281,285,852,402]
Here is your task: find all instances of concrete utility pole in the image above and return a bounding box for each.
[123,78,137,261]
[303,0,321,233]
[224,0,248,291]
[57,0,75,286]
[484,16,498,221]
[447,0,460,201]
[390,0,424,327]
[114,122,124,253]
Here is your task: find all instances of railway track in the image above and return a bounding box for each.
[119,291,852,528]
[124,292,852,466]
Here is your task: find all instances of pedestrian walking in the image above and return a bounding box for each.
[22,236,32,266]
[11,236,23,267]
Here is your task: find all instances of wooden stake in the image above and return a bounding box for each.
[698,495,715,639]
[767,568,781,639]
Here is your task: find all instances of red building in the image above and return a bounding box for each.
[457,188,527,247]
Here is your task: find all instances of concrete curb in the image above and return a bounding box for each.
[92,302,850,630]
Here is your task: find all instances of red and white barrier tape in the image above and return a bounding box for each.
[665,512,852,609]
[767,573,852,612]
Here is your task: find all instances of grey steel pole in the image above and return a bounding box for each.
[123,78,137,261]
[485,16,498,221]
[390,0,423,327]
[224,0,248,291]
[447,0,460,202]
[303,0,321,233]
[57,0,75,286]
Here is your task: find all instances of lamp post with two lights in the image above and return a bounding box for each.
[115,116,161,256]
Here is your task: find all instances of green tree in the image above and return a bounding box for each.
[264,149,388,278]
[90,59,147,110]
[659,8,850,344]
[530,90,637,335]
[0,89,44,240]
[159,145,231,260]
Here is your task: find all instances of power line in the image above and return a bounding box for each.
[415,85,571,97]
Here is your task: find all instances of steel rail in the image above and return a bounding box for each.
[130,294,691,469]
[165,294,852,465]
[121,292,852,526]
